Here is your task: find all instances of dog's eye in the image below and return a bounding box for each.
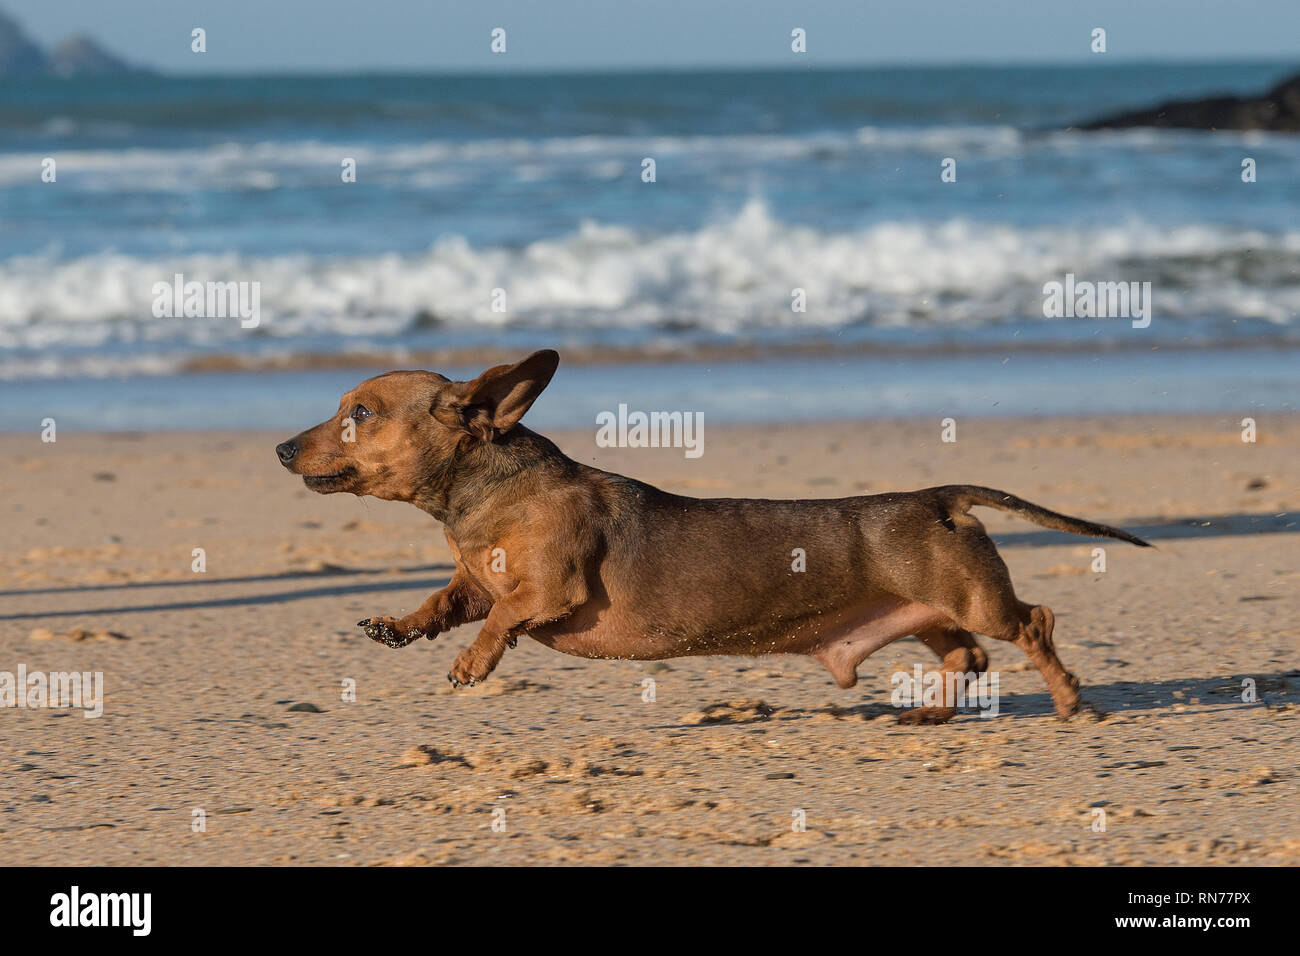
[351,404,372,422]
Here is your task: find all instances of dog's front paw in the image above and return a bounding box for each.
[446,648,497,688]
[358,617,425,649]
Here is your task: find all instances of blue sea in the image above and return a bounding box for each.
[2,62,1298,428]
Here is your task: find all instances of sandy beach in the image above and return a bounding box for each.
[1,413,1296,865]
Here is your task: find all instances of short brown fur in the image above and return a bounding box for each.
[276,350,1149,723]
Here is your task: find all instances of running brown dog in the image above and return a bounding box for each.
[275,350,1149,723]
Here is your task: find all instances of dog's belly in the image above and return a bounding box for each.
[804,599,949,688]
[529,594,948,687]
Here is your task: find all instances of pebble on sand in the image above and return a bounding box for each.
[29,627,129,642]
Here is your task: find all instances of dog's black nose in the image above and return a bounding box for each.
[275,440,299,464]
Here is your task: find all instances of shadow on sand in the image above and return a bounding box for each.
[993,510,1295,548]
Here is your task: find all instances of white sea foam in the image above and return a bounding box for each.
[0,127,1032,190]
[2,200,1298,365]
[8,125,1284,192]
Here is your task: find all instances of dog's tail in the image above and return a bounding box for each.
[939,485,1152,548]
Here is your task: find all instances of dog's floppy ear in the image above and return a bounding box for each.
[433,350,559,442]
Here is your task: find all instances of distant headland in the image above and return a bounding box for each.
[0,7,146,77]
[1079,69,1300,132]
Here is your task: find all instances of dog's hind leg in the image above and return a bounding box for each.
[964,597,1079,719]
[903,524,1080,719]
[952,628,989,673]
[898,625,986,725]
[1009,602,1079,719]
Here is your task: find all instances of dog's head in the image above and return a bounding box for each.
[275,349,559,500]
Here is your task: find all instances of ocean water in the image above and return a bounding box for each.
[2,62,1299,425]
[5,347,1292,434]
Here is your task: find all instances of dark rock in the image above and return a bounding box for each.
[0,9,144,77]
[0,9,46,75]
[286,702,324,713]
[1079,70,1300,133]
[48,35,139,77]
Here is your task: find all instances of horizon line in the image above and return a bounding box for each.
[61,54,1300,81]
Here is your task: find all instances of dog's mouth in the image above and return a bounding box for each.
[302,466,358,491]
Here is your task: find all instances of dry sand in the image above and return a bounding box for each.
[1,414,1296,865]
